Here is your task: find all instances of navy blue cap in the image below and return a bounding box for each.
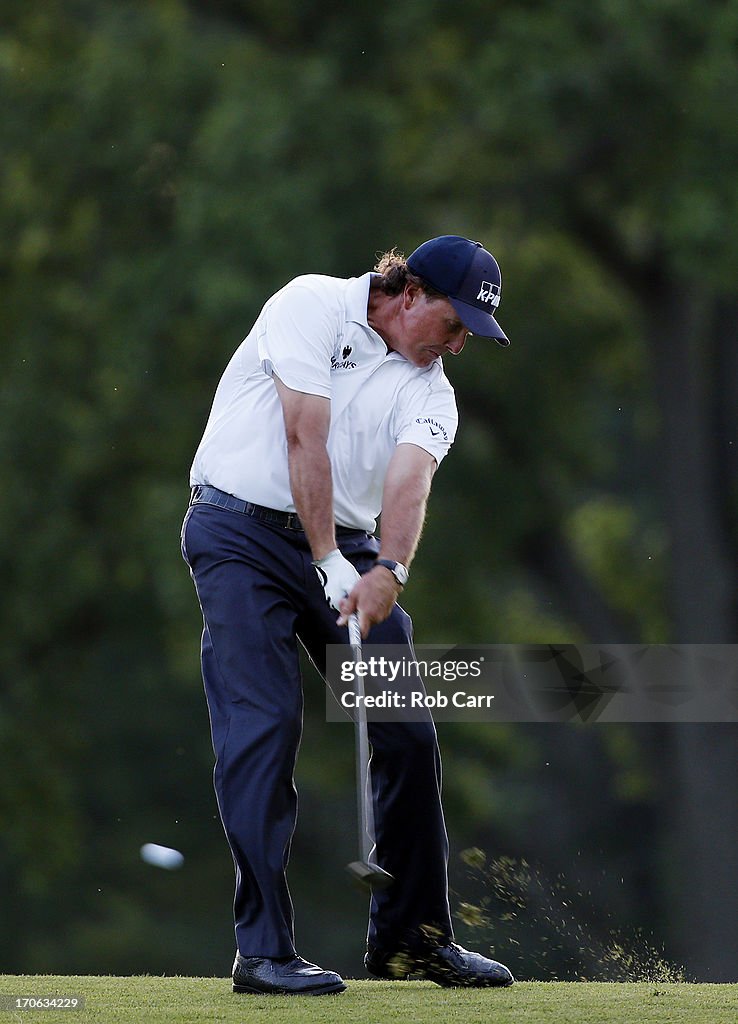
[406,235,509,346]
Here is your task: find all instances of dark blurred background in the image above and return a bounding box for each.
[1,0,736,983]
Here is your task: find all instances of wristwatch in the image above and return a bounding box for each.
[375,558,409,588]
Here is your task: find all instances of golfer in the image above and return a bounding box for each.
[182,235,515,995]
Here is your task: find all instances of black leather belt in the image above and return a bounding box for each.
[189,484,365,535]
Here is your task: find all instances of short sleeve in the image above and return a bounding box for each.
[257,281,339,397]
[394,377,458,465]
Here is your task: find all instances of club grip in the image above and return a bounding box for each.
[348,613,362,652]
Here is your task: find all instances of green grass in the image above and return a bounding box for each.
[1,976,737,1024]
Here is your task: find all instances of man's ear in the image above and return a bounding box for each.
[403,282,422,308]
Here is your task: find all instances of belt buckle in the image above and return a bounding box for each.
[285,512,302,531]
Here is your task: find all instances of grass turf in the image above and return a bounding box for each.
[1,976,737,1024]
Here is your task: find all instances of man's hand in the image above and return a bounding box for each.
[313,549,361,611]
[337,566,401,636]
[314,551,399,635]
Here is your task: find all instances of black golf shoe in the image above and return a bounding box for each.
[365,941,514,988]
[232,952,346,995]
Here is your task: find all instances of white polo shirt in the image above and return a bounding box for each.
[190,273,458,532]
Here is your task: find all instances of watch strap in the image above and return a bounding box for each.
[375,558,409,587]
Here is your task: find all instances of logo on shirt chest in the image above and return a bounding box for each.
[331,344,357,370]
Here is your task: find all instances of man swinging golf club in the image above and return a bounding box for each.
[182,235,515,995]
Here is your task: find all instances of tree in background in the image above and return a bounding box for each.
[381,0,738,979]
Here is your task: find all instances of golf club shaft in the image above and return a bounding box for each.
[348,613,374,864]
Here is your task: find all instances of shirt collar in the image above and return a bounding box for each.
[344,272,376,327]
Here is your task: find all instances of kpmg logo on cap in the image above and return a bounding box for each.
[477,281,500,308]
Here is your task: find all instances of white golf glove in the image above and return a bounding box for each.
[313,549,360,611]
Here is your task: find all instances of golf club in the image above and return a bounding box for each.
[345,612,395,892]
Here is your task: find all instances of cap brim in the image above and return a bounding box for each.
[450,297,510,346]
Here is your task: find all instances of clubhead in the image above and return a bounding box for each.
[346,860,395,891]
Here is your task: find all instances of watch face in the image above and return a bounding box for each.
[394,563,409,585]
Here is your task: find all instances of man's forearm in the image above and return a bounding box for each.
[377,480,429,567]
[273,374,336,561]
[285,436,337,561]
[376,443,436,566]
[336,443,436,632]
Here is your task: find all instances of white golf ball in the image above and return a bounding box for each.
[140,843,185,870]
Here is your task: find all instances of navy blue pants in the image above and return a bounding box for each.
[181,499,453,958]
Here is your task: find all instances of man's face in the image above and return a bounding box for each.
[390,285,470,367]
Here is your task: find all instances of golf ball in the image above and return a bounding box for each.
[140,843,185,870]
